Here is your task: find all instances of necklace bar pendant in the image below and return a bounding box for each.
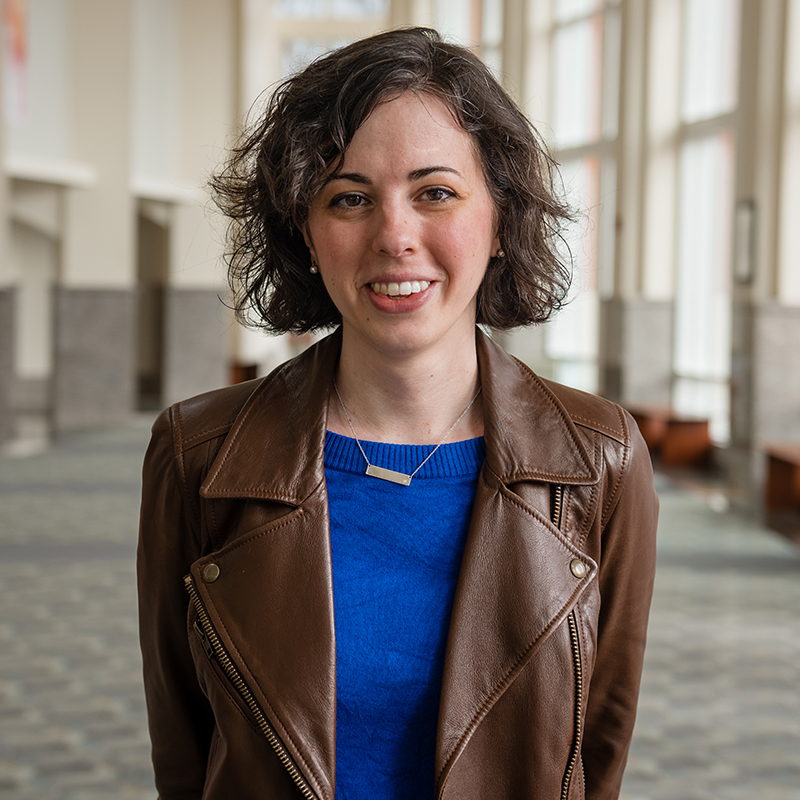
[365,465,412,486]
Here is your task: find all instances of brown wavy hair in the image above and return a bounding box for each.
[211,27,573,334]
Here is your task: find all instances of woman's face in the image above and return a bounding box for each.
[304,92,500,360]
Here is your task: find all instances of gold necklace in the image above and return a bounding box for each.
[332,380,482,486]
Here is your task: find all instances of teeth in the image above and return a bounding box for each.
[371,280,430,296]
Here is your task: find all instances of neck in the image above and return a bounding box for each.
[329,328,483,445]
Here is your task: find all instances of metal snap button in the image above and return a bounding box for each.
[202,563,220,583]
[570,558,588,579]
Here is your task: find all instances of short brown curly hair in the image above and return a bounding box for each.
[211,27,573,334]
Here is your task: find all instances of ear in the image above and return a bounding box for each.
[301,225,318,262]
[492,233,501,258]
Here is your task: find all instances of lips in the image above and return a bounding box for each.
[370,280,431,297]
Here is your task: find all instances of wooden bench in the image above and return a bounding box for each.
[762,443,800,549]
[763,443,800,510]
[625,404,712,467]
[230,362,258,385]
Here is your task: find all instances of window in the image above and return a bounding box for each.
[544,0,621,392]
[275,0,387,17]
[672,0,740,442]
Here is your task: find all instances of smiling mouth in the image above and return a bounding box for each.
[370,280,431,297]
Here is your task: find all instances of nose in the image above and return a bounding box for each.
[370,200,416,257]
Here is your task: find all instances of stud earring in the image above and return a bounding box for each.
[310,257,319,274]
[496,249,505,258]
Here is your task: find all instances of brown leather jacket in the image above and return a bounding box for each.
[138,329,658,800]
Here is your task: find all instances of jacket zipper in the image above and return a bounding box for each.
[184,575,319,800]
[552,484,564,531]
[552,486,585,800]
[560,612,584,799]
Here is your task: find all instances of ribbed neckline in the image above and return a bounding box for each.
[324,430,485,479]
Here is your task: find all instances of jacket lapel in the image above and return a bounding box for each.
[477,331,598,487]
[193,332,343,800]
[435,332,600,787]
[187,497,336,799]
[200,330,342,503]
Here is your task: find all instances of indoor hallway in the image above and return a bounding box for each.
[0,419,798,800]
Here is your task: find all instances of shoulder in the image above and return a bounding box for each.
[536,374,650,481]
[537,376,633,446]
[164,379,264,455]
[479,329,634,448]
[152,330,342,459]
[156,334,332,453]
[536,376,654,526]
[143,380,266,517]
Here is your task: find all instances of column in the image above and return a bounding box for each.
[600,0,674,405]
[55,0,136,432]
[390,0,434,28]
[0,11,12,443]
[744,2,796,463]
[619,0,682,407]
[160,0,239,406]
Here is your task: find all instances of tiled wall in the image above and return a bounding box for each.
[0,289,14,442]
[601,298,673,407]
[162,289,229,406]
[52,289,136,433]
[754,303,800,443]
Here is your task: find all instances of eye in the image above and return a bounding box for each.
[419,187,455,203]
[331,192,369,209]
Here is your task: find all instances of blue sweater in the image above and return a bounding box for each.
[323,431,485,800]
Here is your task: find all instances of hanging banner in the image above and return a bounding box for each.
[4,0,28,123]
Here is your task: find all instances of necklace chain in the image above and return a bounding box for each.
[332,380,482,486]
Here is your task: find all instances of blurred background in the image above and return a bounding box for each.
[0,1,799,799]
[1,0,798,486]
[2,0,800,508]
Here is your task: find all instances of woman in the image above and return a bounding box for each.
[138,27,658,800]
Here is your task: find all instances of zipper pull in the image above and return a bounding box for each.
[552,484,564,529]
[194,619,216,660]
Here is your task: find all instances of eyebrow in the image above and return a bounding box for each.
[409,166,462,181]
[324,166,463,186]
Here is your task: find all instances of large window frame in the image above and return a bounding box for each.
[543,0,622,393]
[671,0,741,443]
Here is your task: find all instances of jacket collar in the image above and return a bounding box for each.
[201,328,598,501]
[477,330,598,485]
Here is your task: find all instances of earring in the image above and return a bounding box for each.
[310,257,319,274]
[496,249,505,258]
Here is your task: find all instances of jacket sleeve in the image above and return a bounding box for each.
[581,413,659,800]
[137,407,214,799]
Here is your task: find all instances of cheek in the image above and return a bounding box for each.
[442,218,495,270]
[312,224,362,267]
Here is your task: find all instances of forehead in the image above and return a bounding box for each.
[339,92,482,172]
